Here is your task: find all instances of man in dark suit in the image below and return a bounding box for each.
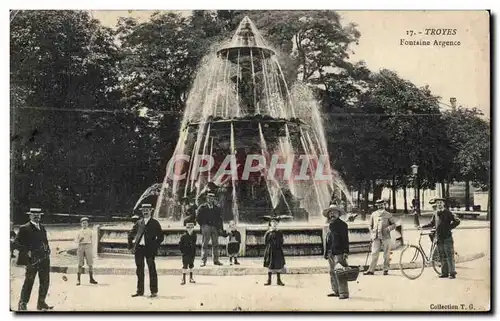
[13,208,53,311]
[196,192,223,267]
[421,198,460,279]
[128,203,164,298]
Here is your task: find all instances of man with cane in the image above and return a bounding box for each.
[14,208,53,311]
[364,199,396,276]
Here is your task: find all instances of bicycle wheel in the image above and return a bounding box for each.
[431,247,442,275]
[399,245,425,280]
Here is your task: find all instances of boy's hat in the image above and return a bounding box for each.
[80,217,89,222]
[375,199,386,205]
[432,198,445,203]
[186,222,195,228]
[27,208,44,215]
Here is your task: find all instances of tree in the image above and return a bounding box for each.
[443,108,490,210]
[10,10,139,221]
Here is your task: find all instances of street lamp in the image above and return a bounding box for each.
[411,164,420,226]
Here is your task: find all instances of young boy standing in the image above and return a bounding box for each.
[179,222,197,285]
[263,218,286,286]
[75,217,98,286]
[226,221,241,265]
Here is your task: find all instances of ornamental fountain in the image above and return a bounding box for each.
[97,17,403,257]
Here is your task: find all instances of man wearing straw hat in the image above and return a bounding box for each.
[323,203,350,299]
[75,217,98,286]
[364,199,396,276]
[14,208,53,311]
[128,203,164,298]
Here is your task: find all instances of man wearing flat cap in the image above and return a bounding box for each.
[75,217,98,286]
[364,199,396,276]
[13,208,53,311]
[421,198,460,279]
[128,203,164,297]
[196,192,223,266]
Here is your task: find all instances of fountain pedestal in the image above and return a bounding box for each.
[97,221,404,257]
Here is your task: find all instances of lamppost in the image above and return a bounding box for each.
[411,164,420,226]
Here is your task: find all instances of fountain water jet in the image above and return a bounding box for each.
[154,16,353,223]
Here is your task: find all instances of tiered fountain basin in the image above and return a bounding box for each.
[97,220,404,257]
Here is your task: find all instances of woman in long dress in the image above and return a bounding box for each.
[263,218,286,286]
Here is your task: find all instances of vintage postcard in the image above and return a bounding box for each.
[9,10,491,312]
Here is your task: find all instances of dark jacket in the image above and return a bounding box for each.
[196,204,223,230]
[226,230,241,244]
[128,218,164,254]
[422,209,460,240]
[263,229,286,269]
[13,222,51,266]
[325,218,349,256]
[179,232,197,257]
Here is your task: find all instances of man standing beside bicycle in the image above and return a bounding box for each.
[364,199,396,276]
[420,198,460,279]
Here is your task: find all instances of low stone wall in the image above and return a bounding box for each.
[97,222,404,257]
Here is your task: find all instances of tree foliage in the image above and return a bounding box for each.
[10,10,491,220]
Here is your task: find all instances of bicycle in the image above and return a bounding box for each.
[399,229,441,280]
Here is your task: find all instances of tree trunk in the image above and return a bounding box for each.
[391,175,397,213]
[465,180,471,211]
[487,186,491,220]
[363,180,369,212]
[373,181,383,204]
[446,182,450,199]
[357,184,361,208]
[441,181,446,198]
[372,180,376,207]
[403,183,408,214]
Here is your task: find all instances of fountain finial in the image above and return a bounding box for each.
[217,16,275,61]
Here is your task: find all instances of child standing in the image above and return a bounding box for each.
[263,218,286,286]
[179,222,197,285]
[75,217,98,286]
[226,221,241,265]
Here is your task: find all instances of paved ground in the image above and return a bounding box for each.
[9,255,490,312]
[10,225,490,312]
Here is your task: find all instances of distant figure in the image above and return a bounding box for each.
[421,198,460,279]
[128,203,164,298]
[263,218,286,286]
[181,196,197,226]
[411,198,418,211]
[179,222,197,285]
[225,221,241,265]
[196,192,223,267]
[14,208,53,311]
[324,205,350,299]
[364,199,396,276]
[75,217,98,286]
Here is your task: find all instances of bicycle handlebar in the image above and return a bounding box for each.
[419,229,436,235]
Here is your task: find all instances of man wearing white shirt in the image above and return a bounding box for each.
[364,199,396,276]
[128,204,164,298]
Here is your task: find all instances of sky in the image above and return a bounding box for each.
[92,10,490,118]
